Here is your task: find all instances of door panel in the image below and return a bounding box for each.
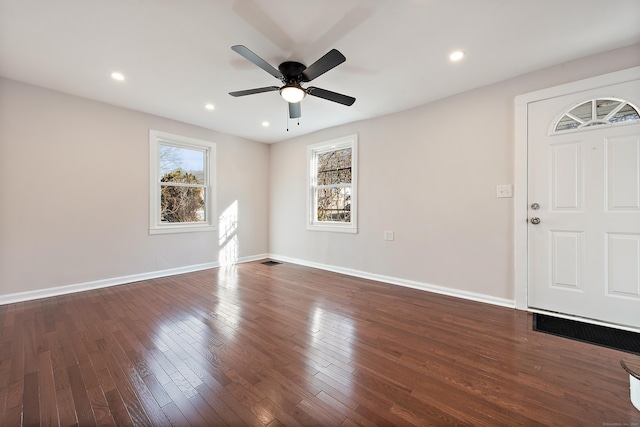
[527,79,640,328]
[607,135,640,210]
[551,141,583,211]
[550,230,583,291]
[606,233,640,298]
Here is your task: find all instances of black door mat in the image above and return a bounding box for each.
[533,313,640,355]
[261,260,282,266]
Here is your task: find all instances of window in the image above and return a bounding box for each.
[149,130,216,234]
[307,134,358,233]
[553,98,640,133]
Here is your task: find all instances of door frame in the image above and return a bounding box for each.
[513,66,640,322]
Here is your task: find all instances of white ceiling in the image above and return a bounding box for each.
[1,0,639,143]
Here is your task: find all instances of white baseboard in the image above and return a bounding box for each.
[0,253,269,305]
[1,253,515,310]
[269,254,515,309]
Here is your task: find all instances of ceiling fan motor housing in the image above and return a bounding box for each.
[278,61,307,84]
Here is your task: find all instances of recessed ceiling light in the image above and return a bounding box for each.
[449,51,465,62]
[110,72,125,81]
[205,103,214,110]
[262,121,270,127]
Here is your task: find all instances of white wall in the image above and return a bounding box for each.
[2,44,638,304]
[268,44,640,303]
[0,78,269,298]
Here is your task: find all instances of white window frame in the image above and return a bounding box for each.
[307,134,358,233]
[149,130,216,235]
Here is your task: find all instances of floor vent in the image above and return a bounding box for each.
[261,260,282,266]
[533,313,640,355]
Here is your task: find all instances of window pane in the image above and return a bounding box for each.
[555,115,580,131]
[317,148,352,185]
[596,99,621,119]
[160,185,205,223]
[317,187,351,222]
[160,144,205,184]
[610,103,640,123]
[569,101,592,122]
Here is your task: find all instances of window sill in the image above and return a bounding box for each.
[306,224,358,234]
[150,224,217,235]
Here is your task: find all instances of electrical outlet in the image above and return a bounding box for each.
[384,231,394,241]
[496,184,513,198]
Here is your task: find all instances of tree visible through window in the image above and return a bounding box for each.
[149,130,216,234]
[316,148,352,222]
[307,134,358,233]
[159,145,206,223]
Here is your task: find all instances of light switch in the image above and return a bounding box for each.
[384,231,394,241]
[496,184,513,198]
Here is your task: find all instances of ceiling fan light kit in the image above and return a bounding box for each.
[280,84,306,103]
[229,45,355,121]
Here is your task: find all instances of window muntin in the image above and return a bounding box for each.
[553,98,640,133]
[149,130,216,234]
[307,135,358,233]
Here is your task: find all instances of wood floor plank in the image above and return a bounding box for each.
[22,371,40,427]
[7,313,24,387]
[315,391,378,427]
[67,364,97,426]
[54,386,79,426]
[37,351,59,426]
[0,359,10,412]
[255,396,305,427]
[86,385,111,424]
[104,388,135,427]
[2,261,639,426]
[0,305,9,331]
[161,380,209,426]
[98,330,152,426]
[194,381,246,425]
[5,378,24,410]
[140,369,173,408]
[159,401,190,427]
[86,352,116,395]
[186,391,227,425]
[1,405,21,427]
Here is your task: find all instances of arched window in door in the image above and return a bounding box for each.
[553,98,640,133]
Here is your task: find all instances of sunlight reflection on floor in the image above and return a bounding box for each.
[219,200,238,267]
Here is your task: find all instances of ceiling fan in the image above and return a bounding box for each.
[229,45,356,119]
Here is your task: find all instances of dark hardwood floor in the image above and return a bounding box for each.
[1,261,638,426]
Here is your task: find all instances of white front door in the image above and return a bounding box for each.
[527,80,640,329]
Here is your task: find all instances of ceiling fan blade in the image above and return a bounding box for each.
[231,45,283,79]
[306,87,355,106]
[229,86,280,97]
[289,102,301,119]
[301,49,346,82]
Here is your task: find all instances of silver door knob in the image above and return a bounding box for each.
[530,217,541,224]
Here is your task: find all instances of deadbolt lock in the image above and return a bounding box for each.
[531,202,540,210]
